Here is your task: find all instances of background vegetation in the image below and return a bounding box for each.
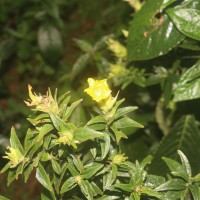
[1,0,200,199]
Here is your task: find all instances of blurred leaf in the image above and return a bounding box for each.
[71,54,90,80]
[74,39,92,53]
[144,175,165,188]
[36,163,53,192]
[0,195,9,200]
[38,23,63,64]
[167,8,200,41]
[0,39,16,63]
[127,0,184,61]
[150,115,200,176]
[173,60,200,102]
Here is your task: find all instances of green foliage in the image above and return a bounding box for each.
[1,0,200,199]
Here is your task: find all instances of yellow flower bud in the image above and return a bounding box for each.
[112,154,127,165]
[56,130,74,146]
[75,175,82,185]
[25,85,59,114]
[3,147,24,168]
[107,38,127,58]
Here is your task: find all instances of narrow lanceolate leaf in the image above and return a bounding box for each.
[10,127,24,154]
[127,0,184,61]
[37,124,54,142]
[177,150,192,177]
[60,177,76,194]
[149,115,200,176]
[162,157,183,172]
[167,8,200,41]
[36,163,53,192]
[114,118,144,129]
[82,163,104,179]
[74,127,104,141]
[99,133,110,160]
[114,183,133,192]
[62,99,83,121]
[155,178,186,191]
[189,184,200,200]
[173,61,200,102]
[114,106,138,120]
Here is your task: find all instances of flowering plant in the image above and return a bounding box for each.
[1,81,200,200]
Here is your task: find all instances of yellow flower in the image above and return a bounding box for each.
[56,130,74,146]
[84,78,111,103]
[3,147,24,168]
[107,38,127,58]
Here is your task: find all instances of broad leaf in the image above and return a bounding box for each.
[150,115,200,176]
[167,8,200,41]
[173,61,200,101]
[127,0,184,61]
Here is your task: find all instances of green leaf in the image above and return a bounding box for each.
[99,133,110,160]
[60,177,76,194]
[51,159,61,175]
[142,187,161,198]
[80,180,93,200]
[23,162,34,183]
[162,190,185,200]
[114,106,138,120]
[144,175,165,188]
[149,115,200,176]
[74,127,104,142]
[0,39,16,62]
[127,0,184,61]
[74,39,92,53]
[90,182,103,196]
[37,124,54,142]
[82,163,104,179]
[62,99,83,121]
[111,124,128,143]
[1,162,10,173]
[0,195,9,200]
[87,115,106,125]
[114,183,133,192]
[7,162,23,186]
[167,8,200,41]
[162,157,183,172]
[193,173,200,183]
[161,0,178,10]
[38,23,63,64]
[139,155,153,170]
[155,178,186,191]
[177,150,192,177]
[173,61,200,102]
[189,184,200,200]
[10,127,24,154]
[36,163,53,192]
[114,118,144,129]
